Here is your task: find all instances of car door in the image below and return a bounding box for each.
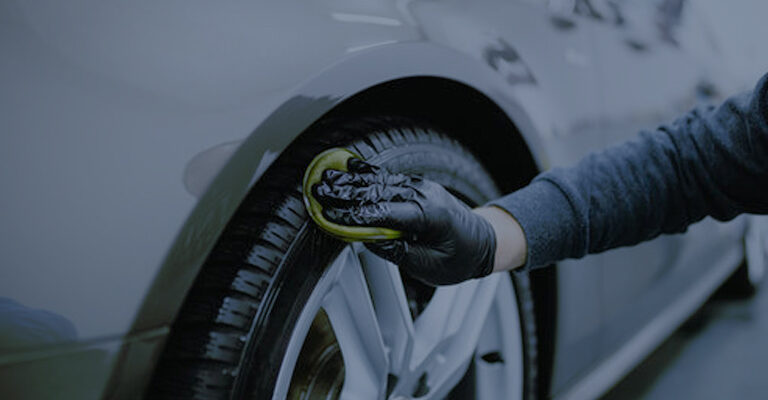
[586,0,743,363]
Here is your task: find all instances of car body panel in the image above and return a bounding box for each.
[546,2,747,393]
[0,0,426,343]
[586,0,748,376]
[558,238,744,400]
[0,327,165,400]
[587,0,711,364]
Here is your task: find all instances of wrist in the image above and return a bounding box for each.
[473,206,528,272]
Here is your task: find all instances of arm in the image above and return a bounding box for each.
[473,206,528,272]
[312,74,768,285]
[489,73,768,271]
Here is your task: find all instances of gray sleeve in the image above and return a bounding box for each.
[489,73,768,270]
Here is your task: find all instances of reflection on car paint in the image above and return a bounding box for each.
[483,39,537,86]
[550,15,578,31]
[184,140,244,198]
[0,297,77,352]
[624,37,650,53]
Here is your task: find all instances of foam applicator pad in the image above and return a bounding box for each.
[302,148,402,242]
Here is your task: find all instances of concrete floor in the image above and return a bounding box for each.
[601,281,768,399]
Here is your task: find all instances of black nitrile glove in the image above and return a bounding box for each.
[312,158,497,286]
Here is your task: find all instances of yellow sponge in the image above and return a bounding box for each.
[302,148,402,242]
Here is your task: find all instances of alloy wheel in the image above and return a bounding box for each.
[271,243,523,400]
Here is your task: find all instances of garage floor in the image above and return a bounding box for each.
[601,281,768,399]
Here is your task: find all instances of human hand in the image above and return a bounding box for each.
[312,158,498,286]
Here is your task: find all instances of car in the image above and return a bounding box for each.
[1,0,765,399]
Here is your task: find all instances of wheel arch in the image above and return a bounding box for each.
[132,43,553,333]
[322,77,539,194]
[115,43,558,399]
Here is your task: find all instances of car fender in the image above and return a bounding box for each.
[0,1,582,398]
[1,2,576,384]
[132,40,553,334]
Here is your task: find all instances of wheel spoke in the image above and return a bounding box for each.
[322,246,388,399]
[322,245,503,399]
[475,275,524,400]
[411,274,502,397]
[355,244,416,375]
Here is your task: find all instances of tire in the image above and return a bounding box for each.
[722,216,768,298]
[146,116,538,399]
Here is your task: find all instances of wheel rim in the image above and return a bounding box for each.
[271,243,524,400]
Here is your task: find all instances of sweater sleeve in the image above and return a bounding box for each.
[489,72,768,270]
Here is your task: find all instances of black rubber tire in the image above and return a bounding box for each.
[146,116,538,399]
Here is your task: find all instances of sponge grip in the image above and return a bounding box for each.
[302,148,402,242]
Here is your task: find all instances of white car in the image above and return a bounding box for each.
[1,0,765,399]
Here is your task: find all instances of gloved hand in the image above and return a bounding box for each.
[312,158,497,286]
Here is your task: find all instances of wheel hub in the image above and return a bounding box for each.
[287,309,345,399]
